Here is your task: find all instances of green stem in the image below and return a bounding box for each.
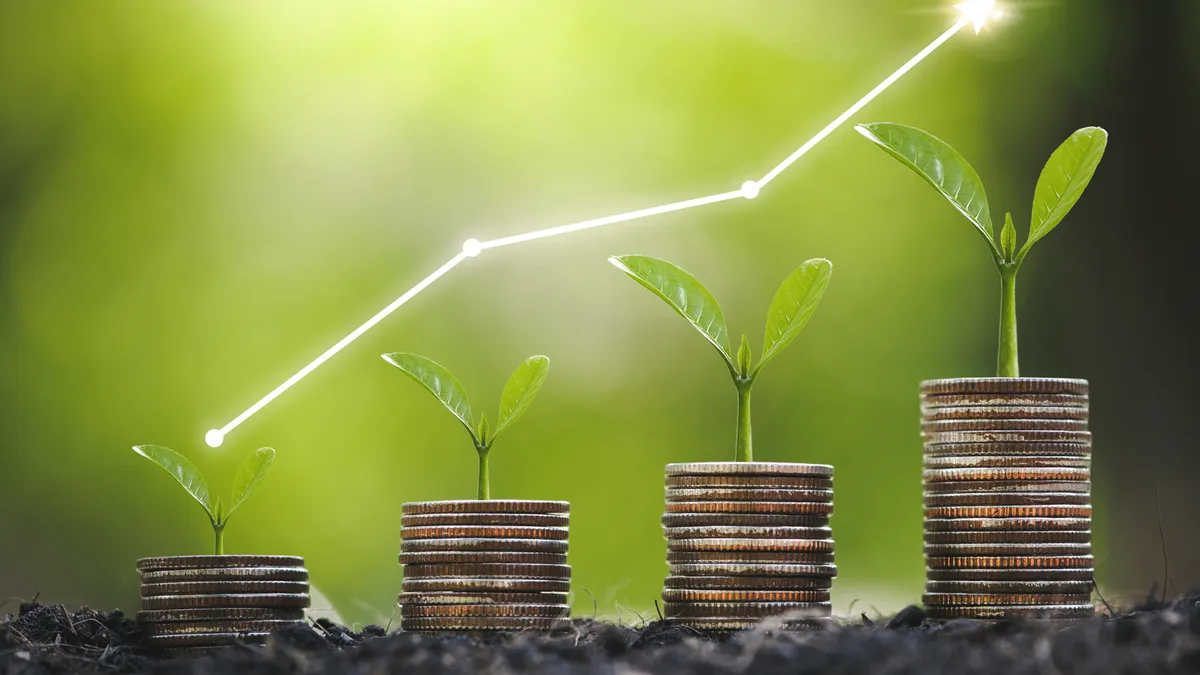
[735,380,753,462]
[476,448,490,500]
[213,524,225,556]
[997,266,1020,378]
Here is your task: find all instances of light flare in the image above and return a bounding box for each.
[955,0,997,34]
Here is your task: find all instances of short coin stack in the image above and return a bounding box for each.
[399,500,572,632]
[661,462,836,631]
[137,555,310,655]
[921,378,1095,620]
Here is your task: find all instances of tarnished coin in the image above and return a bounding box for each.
[401,538,568,554]
[667,550,835,564]
[924,468,1090,483]
[145,632,272,648]
[924,492,1092,507]
[402,603,570,618]
[665,601,832,619]
[398,592,568,606]
[925,604,1094,620]
[663,526,831,540]
[924,530,1091,544]
[921,419,1089,433]
[399,551,568,566]
[139,567,310,584]
[924,593,1093,606]
[926,568,1094,582]
[920,378,1089,396]
[664,575,832,591]
[402,578,570,593]
[661,513,829,529]
[141,594,311,611]
[924,442,1090,457]
[667,538,835,553]
[666,462,833,478]
[924,542,1092,556]
[667,475,833,490]
[924,481,1090,494]
[663,589,831,603]
[400,616,571,632]
[923,431,1092,445]
[921,393,1089,408]
[925,556,1094,570]
[140,581,310,596]
[925,580,1093,594]
[403,563,571,580]
[925,506,1092,519]
[924,518,1092,532]
[144,620,298,636]
[401,525,569,541]
[665,501,833,515]
[668,563,837,578]
[665,488,833,503]
[138,608,307,623]
[920,405,1089,421]
[402,500,569,516]
[136,556,304,572]
[401,513,570,528]
[923,455,1091,470]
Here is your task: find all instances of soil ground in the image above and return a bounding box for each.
[2,593,1198,674]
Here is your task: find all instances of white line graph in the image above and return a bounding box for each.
[204,3,996,447]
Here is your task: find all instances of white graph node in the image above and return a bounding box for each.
[462,238,483,257]
[740,181,761,200]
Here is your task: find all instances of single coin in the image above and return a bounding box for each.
[923,456,1091,470]
[661,513,829,529]
[925,505,1092,519]
[923,431,1092,445]
[665,601,832,619]
[920,378,1089,396]
[665,488,833,503]
[924,492,1091,507]
[664,526,831,540]
[666,462,833,478]
[138,608,307,623]
[924,481,1090,494]
[672,616,831,631]
[140,581,310,596]
[925,580,1093,594]
[921,419,1089,433]
[924,530,1092,544]
[668,563,837,578]
[924,543,1092,557]
[400,616,571,632]
[663,589,830,603]
[401,513,570,528]
[924,442,1091,457]
[400,551,568,566]
[668,538,835,554]
[402,578,570,593]
[924,518,1093,532]
[665,502,833,516]
[667,475,833,489]
[144,620,299,636]
[921,393,1089,408]
[402,603,570,618]
[136,556,304,572]
[920,405,1089,421]
[140,567,310,584]
[926,568,1094,582]
[925,556,1094,570]
[145,632,272,648]
[401,525,569,541]
[925,604,1094,620]
[664,576,832,591]
[402,500,569,516]
[924,468,1090,483]
[398,592,568,606]
[667,550,835,565]
[141,594,311,611]
[401,538,568,554]
[402,563,571,580]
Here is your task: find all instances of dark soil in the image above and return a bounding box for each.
[3,594,1200,674]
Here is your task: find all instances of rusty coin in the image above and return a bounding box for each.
[401,525,569,541]
[924,481,1090,494]
[668,563,837,577]
[920,378,1089,396]
[925,505,1092,519]
[924,467,1090,482]
[402,603,570,618]
[668,538,835,553]
[402,563,570,579]
[925,556,1094,569]
[662,589,832,603]
[399,551,568,566]
[663,526,831,540]
[667,550,835,564]
[661,513,830,529]
[665,601,832,619]
[924,493,1091,507]
[401,538,568,554]
[667,475,833,489]
[402,578,570,593]
[924,542,1091,557]
[665,488,833,503]
[924,518,1092,532]
[136,556,304,572]
[924,530,1091,544]
[923,455,1091,470]
[402,500,569,516]
[665,501,833,516]
[664,575,832,591]
[925,568,1094,582]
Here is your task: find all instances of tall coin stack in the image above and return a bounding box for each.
[661,462,836,631]
[137,555,310,655]
[399,500,572,632]
[920,378,1095,620]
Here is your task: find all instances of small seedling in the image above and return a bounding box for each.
[382,353,550,500]
[609,255,832,462]
[132,445,275,554]
[855,123,1108,377]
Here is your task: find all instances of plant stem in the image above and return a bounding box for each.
[735,380,753,462]
[213,525,225,556]
[997,266,1020,378]
[476,449,490,500]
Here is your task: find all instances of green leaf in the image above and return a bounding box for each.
[132,445,215,522]
[382,352,476,440]
[476,412,491,448]
[227,447,275,520]
[495,355,550,438]
[758,258,833,374]
[736,335,752,378]
[856,123,998,255]
[1022,126,1108,261]
[608,255,734,371]
[1000,213,1017,262]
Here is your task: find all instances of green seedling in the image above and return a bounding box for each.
[609,255,832,462]
[382,353,550,500]
[132,445,275,555]
[855,123,1108,377]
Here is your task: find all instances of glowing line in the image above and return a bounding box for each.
[206,15,978,446]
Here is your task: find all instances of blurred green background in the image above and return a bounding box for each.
[2,0,1197,626]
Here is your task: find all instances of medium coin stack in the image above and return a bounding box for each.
[399,500,572,632]
[137,555,310,655]
[661,462,836,631]
[921,378,1095,620]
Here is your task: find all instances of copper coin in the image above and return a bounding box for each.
[401,513,570,528]
[663,526,831,540]
[398,592,568,606]
[140,581,310,596]
[926,505,1092,519]
[145,632,273,648]
[144,620,299,636]
[400,616,571,632]
[138,608,307,623]
[665,601,832,619]
[664,576,832,591]
[399,551,568,566]
[925,518,1092,532]
[401,538,568,554]
[924,468,1090,482]
[921,393,1089,408]
[666,462,833,478]
[402,578,570,593]
[401,525,569,541]
[661,513,829,528]
[920,405,1089,421]
[665,502,833,515]
[667,475,833,489]
[924,530,1091,544]
[141,594,311,611]
[403,563,570,579]
[402,603,570,618]
[924,431,1091,445]
[668,563,837,577]
[662,589,832,603]
[136,556,304,572]
[922,419,1088,433]
[667,550,835,564]
[665,488,833,503]
[926,568,1094,582]
[924,543,1092,556]
[920,378,1089,396]
[926,604,1094,620]
[402,500,569,516]
[925,556,1094,569]
[925,580,1093,594]
[668,538,835,553]
[924,481,1090,494]
[924,492,1091,507]
[139,567,310,584]
[924,443,1091,458]
[923,455,1090,470]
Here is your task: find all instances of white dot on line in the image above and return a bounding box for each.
[462,238,482,257]
[204,429,224,448]
[741,181,761,199]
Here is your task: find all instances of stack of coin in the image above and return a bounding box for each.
[399,500,572,632]
[921,378,1095,620]
[137,555,310,655]
[661,462,836,631]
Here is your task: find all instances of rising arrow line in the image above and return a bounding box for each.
[204,5,995,448]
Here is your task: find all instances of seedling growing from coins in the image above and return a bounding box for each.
[132,445,275,554]
[609,255,832,462]
[855,123,1108,377]
[383,353,550,500]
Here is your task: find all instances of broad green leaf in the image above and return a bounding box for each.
[1000,213,1017,262]
[228,447,275,519]
[758,258,833,373]
[133,445,214,521]
[1023,126,1108,260]
[736,335,752,378]
[495,355,550,437]
[856,123,997,254]
[609,255,734,368]
[382,353,475,439]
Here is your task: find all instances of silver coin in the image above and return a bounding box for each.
[666,462,833,478]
